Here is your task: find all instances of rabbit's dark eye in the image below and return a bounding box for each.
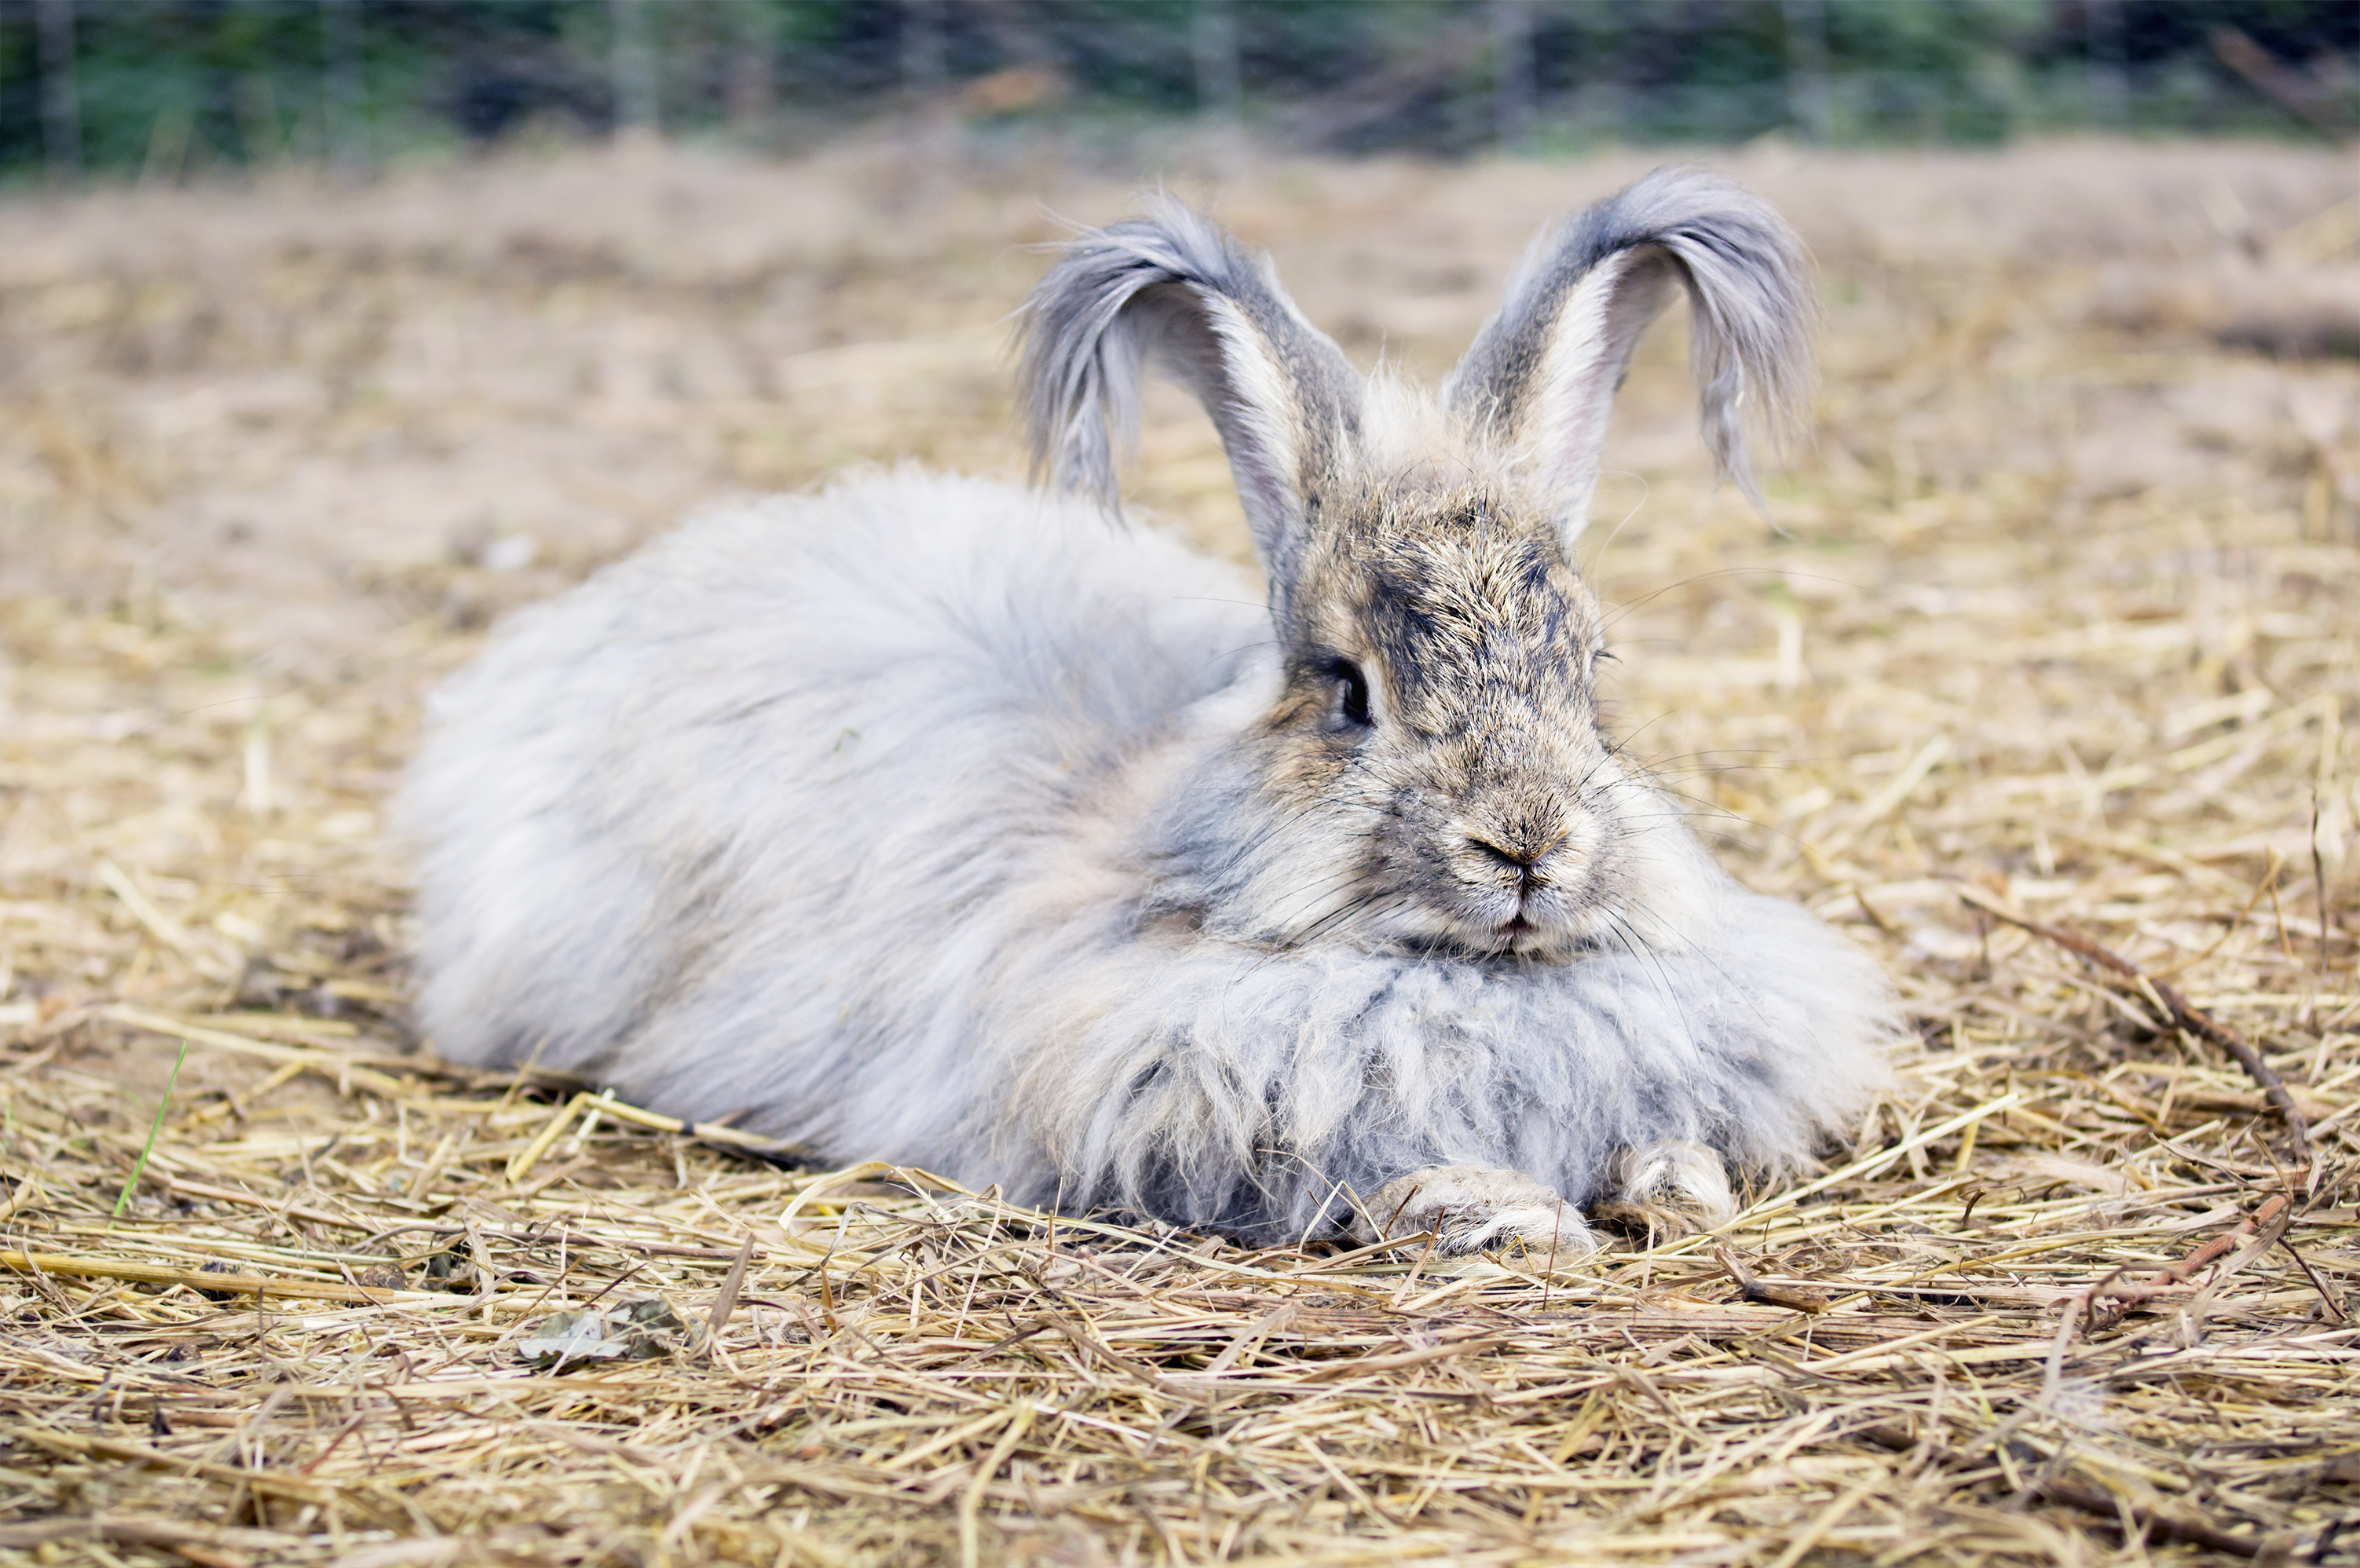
[1334,660,1373,727]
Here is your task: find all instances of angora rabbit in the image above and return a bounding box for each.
[403,166,1895,1254]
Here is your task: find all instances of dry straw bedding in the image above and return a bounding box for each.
[1,137,2358,1565]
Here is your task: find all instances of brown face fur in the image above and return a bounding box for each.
[1256,481,1629,959]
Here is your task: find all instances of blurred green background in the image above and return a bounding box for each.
[2,0,2358,184]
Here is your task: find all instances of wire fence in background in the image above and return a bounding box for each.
[2,0,2357,185]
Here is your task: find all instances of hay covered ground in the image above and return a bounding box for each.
[0,133,2357,1566]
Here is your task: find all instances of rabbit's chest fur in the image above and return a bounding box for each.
[405,468,1890,1241]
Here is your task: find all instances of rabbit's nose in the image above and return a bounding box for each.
[1466,832,1562,886]
[1467,835,1534,869]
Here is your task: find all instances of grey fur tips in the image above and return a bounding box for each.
[1019,168,1813,555]
[1013,199,1363,580]
[1447,163,1817,517]
[1015,199,1245,513]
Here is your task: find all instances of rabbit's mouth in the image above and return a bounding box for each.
[1494,912,1576,959]
[1442,852,1608,958]
[1492,913,1550,958]
[1442,905,1582,960]
[1498,911,1564,950]
[1361,897,1570,960]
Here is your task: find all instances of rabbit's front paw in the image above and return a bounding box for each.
[1592,1140,1737,1237]
[1353,1165,1597,1259]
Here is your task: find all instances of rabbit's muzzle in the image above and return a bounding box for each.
[1387,739,1623,959]
[1434,807,1613,956]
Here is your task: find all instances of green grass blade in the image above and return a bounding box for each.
[112,1036,190,1220]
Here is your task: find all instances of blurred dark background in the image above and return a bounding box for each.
[2,0,2358,182]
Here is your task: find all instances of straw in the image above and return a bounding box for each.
[1,135,2355,1566]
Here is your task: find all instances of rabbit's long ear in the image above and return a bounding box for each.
[1019,199,1362,588]
[1443,166,1813,539]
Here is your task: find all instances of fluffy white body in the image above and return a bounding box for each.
[407,466,1892,1241]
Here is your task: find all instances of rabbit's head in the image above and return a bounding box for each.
[1019,168,1813,960]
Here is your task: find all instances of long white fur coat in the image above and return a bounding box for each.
[406,469,1892,1239]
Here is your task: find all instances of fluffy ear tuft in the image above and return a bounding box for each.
[1017,199,1363,592]
[1443,166,1815,536]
